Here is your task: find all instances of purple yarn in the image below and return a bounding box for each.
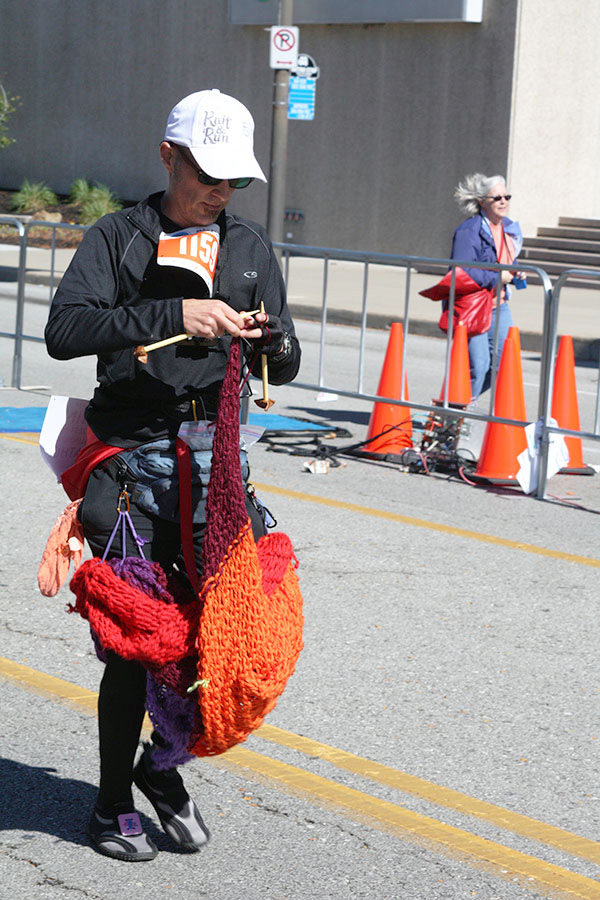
[98,557,199,766]
[145,673,195,770]
[90,627,108,663]
[108,557,171,601]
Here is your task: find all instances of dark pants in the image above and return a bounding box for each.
[79,464,266,808]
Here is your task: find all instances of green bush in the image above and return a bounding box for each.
[68,177,94,206]
[79,184,122,224]
[0,81,20,150]
[11,179,58,213]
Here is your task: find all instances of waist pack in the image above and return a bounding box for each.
[112,439,249,525]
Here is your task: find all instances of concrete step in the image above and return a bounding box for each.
[524,235,600,253]
[537,226,600,241]
[521,246,600,266]
[558,216,600,229]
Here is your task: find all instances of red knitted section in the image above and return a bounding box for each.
[70,558,198,666]
[190,526,303,757]
[202,337,248,579]
[257,532,296,596]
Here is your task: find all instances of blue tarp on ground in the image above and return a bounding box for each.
[0,407,47,432]
[247,413,328,431]
[0,407,330,434]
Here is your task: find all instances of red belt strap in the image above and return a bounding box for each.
[175,437,201,596]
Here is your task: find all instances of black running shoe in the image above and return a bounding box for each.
[88,804,158,861]
[133,750,210,852]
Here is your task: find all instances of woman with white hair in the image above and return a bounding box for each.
[451,173,525,398]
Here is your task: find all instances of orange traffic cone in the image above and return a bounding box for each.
[551,335,594,475]
[363,322,412,456]
[436,320,472,407]
[472,326,527,485]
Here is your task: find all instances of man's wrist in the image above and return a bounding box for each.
[270,331,292,362]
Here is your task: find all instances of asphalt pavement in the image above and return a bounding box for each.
[0,279,599,899]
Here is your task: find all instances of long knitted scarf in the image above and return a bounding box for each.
[69,338,303,757]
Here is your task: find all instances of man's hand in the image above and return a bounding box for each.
[182,298,263,340]
[241,311,287,357]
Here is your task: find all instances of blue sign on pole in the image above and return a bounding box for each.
[288,76,316,120]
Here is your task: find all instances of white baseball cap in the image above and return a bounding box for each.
[164,89,267,183]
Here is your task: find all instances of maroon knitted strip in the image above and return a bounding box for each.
[202,338,249,580]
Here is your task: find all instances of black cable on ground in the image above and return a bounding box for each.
[264,417,479,478]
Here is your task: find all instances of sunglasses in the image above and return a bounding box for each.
[174,144,253,190]
[487,194,512,202]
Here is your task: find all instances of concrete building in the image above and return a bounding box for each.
[0,0,597,258]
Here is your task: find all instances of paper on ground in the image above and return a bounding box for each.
[516,418,569,494]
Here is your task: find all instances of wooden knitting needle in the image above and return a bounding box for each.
[134,309,262,364]
[134,333,191,362]
[254,301,274,410]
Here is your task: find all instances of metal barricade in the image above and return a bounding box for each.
[4,222,596,502]
[274,240,554,458]
[537,268,600,498]
[0,216,26,386]
[0,217,88,388]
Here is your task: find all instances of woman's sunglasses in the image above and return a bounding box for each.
[174,144,253,190]
[487,194,512,202]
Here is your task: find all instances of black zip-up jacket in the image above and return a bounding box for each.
[45,192,300,446]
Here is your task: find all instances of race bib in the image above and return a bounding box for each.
[157,225,220,295]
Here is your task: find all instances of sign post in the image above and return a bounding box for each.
[266,0,295,246]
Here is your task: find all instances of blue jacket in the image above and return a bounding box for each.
[450,213,523,293]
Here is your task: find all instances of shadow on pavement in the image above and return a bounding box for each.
[288,405,370,426]
[0,756,165,849]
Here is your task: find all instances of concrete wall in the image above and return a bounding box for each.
[507,0,600,237]
[282,3,517,255]
[2,0,588,259]
[0,0,274,223]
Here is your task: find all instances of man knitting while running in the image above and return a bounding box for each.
[45,89,300,861]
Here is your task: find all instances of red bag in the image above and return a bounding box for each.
[419,267,494,336]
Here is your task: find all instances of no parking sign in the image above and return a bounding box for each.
[269,25,299,68]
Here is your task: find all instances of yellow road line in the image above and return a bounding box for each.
[0,656,98,714]
[255,723,600,865]
[0,432,39,445]
[220,747,600,900]
[253,482,600,569]
[1,656,599,900]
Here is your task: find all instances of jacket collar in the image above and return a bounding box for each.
[478,212,523,257]
[126,192,228,244]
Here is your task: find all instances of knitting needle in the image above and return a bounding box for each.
[254,301,275,410]
[133,309,263,363]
